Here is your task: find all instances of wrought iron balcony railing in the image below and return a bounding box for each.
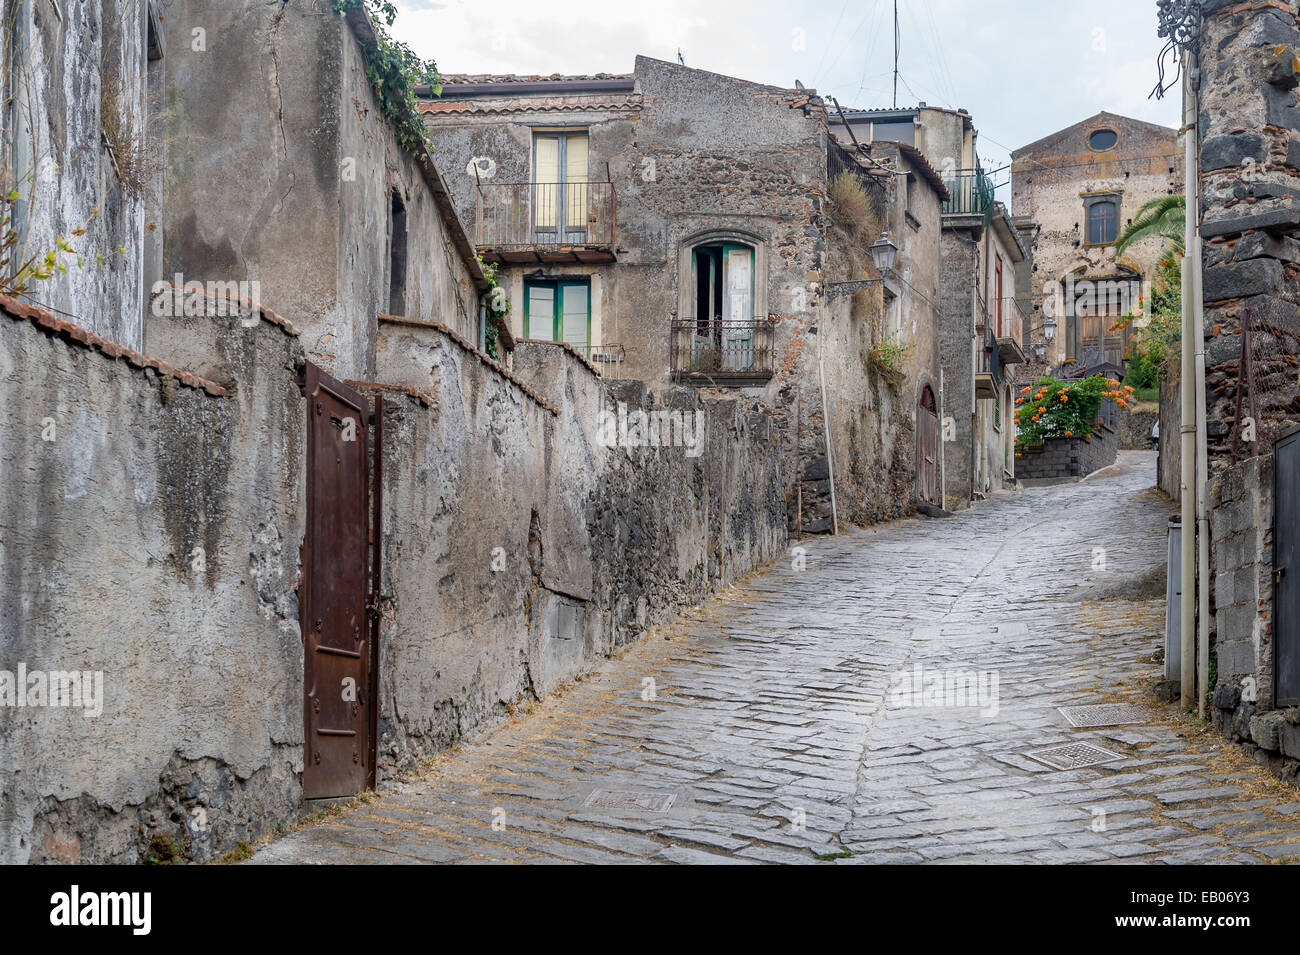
[941,169,995,218]
[670,318,774,383]
[994,297,1026,364]
[473,181,615,261]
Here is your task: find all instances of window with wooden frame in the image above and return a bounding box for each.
[531,130,589,243]
[524,278,590,352]
[1084,195,1119,246]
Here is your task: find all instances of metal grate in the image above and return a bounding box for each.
[1025,742,1124,771]
[1057,703,1154,728]
[582,789,677,812]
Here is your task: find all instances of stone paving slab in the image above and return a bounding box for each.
[248,452,1300,865]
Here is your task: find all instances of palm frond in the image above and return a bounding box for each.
[1113,194,1185,257]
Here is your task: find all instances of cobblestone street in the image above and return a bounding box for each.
[250,452,1300,865]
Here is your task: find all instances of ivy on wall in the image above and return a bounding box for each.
[332,0,442,157]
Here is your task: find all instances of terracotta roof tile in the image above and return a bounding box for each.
[149,282,301,335]
[0,294,228,397]
[378,313,558,415]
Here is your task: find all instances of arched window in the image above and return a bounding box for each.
[1086,199,1118,245]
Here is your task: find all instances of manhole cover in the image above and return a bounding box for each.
[582,789,677,812]
[1057,703,1154,727]
[1025,742,1124,770]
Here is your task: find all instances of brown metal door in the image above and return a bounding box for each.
[298,363,380,799]
[918,387,938,503]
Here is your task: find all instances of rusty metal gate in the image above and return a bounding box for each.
[1275,425,1300,707]
[917,386,939,504]
[298,363,382,799]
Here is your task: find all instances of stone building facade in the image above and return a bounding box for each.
[421,57,948,529]
[939,202,1027,505]
[834,106,1027,507]
[1011,112,1182,372]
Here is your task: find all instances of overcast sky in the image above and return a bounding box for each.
[393,0,1181,197]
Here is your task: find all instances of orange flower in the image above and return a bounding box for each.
[1019,386,1031,395]
[1065,430,1073,437]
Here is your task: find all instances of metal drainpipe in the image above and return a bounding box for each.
[819,357,838,535]
[940,367,947,509]
[1179,50,1199,711]
[817,289,838,535]
[1190,53,1210,719]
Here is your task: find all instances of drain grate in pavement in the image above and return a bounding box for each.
[582,789,677,812]
[1025,742,1125,771]
[1057,703,1154,728]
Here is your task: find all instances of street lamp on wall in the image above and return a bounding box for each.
[1029,314,1057,362]
[826,231,897,300]
[869,232,898,273]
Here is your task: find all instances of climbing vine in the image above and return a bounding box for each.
[332,0,442,157]
[0,187,85,297]
[479,256,510,359]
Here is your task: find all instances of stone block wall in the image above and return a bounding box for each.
[1015,422,1118,482]
[1196,1,1300,778]
[1198,1,1300,459]
[1208,452,1300,784]
[1117,407,1158,450]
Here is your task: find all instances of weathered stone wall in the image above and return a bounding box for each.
[1198,1,1300,461]
[156,1,483,380]
[0,0,151,348]
[1208,453,1300,783]
[1,289,795,864]
[1195,0,1300,779]
[1117,406,1158,450]
[368,330,790,768]
[0,297,307,864]
[939,226,977,508]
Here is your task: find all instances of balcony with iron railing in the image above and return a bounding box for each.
[670,318,774,386]
[473,180,616,265]
[975,299,999,399]
[994,297,1026,365]
[941,168,996,219]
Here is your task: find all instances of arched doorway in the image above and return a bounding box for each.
[917,385,938,504]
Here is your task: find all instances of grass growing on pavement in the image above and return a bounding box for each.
[814,847,854,861]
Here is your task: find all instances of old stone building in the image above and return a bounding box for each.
[834,105,1026,507]
[1011,112,1182,373]
[940,201,1028,503]
[421,57,948,529]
